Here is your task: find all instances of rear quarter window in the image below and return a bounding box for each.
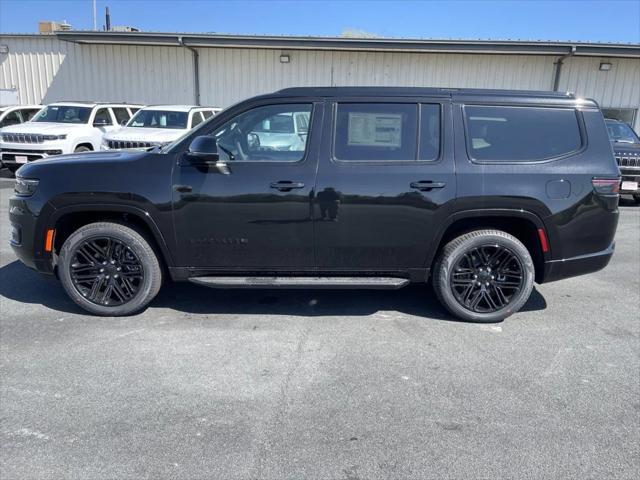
[464,105,583,162]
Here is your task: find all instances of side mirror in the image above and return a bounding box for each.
[93,118,109,127]
[186,136,229,174]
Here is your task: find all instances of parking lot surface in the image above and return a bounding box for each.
[1,175,638,479]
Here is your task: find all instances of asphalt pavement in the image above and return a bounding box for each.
[1,175,638,479]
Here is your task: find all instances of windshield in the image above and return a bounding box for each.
[33,105,92,124]
[128,110,188,129]
[606,120,640,144]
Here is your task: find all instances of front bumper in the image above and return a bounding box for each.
[9,195,55,274]
[542,242,615,283]
[0,141,68,167]
[619,170,640,194]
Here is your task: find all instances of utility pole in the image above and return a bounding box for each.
[93,0,97,30]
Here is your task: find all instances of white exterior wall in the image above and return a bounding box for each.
[1,35,638,131]
[0,35,195,105]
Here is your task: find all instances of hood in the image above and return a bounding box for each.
[1,122,89,135]
[611,141,640,156]
[16,150,149,177]
[104,127,186,143]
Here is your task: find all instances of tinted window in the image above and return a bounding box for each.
[465,106,582,162]
[334,103,418,161]
[129,110,188,129]
[113,107,130,125]
[191,112,204,128]
[202,110,213,120]
[22,108,41,121]
[0,110,22,127]
[33,105,92,124]
[212,104,312,162]
[419,104,441,161]
[93,108,113,126]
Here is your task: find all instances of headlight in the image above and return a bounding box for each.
[14,177,39,197]
[42,134,67,141]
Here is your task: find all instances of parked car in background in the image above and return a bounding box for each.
[0,102,141,172]
[10,87,620,322]
[0,105,42,128]
[101,105,221,151]
[605,118,640,203]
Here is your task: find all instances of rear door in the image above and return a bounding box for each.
[314,97,456,272]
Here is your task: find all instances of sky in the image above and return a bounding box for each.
[0,0,639,43]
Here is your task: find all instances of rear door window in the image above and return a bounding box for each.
[464,105,582,162]
[93,108,113,126]
[112,107,131,125]
[191,112,204,128]
[334,103,418,161]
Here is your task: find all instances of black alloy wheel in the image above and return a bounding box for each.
[59,222,162,316]
[433,229,535,322]
[449,244,524,313]
[69,236,144,306]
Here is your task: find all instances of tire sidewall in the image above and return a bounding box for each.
[59,224,159,316]
[436,233,535,322]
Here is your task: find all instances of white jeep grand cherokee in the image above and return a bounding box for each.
[101,105,221,151]
[0,102,141,172]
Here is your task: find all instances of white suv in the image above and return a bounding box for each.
[102,105,221,150]
[0,102,141,172]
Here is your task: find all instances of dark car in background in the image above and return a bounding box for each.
[9,87,620,322]
[605,118,640,203]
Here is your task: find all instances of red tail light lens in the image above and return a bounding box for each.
[592,178,620,195]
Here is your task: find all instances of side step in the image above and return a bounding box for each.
[189,276,410,290]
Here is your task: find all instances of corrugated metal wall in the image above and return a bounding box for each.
[1,35,639,130]
[0,36,195,105]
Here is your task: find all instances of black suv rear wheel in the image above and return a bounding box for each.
[433,229,535,322]
[58,222,162,316]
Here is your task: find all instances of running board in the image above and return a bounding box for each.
[189,276,410,289]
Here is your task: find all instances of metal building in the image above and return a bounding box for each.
[1,31,639,131]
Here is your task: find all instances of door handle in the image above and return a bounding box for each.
[270,181,305,192]
[174,184,193,193]
[410,180,446,191]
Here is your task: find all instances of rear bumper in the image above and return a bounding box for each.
[542,242,615,283]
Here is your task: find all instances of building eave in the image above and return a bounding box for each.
[44,31,640,58]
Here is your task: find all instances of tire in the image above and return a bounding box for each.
[74,145,91,153]
[58,222,162,316]
[433,229,535,323]
[633,194,640,204]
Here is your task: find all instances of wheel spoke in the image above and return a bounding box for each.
[70,236,144,307]
[449,242,524,314]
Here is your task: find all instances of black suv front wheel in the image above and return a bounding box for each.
[433,229,535,322]
[59,222,162,316]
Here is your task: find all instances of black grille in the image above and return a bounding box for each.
[616,154,640,169]
[2,133,44,144]
[108,140,154,150]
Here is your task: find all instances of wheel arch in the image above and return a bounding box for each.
[429,209,549,283]
[49,204,174,271]
[74,142,94,151]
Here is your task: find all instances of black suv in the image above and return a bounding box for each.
[605,118,640,203]
[9,87,620,322]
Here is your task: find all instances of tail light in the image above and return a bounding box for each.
[592,178,620,195]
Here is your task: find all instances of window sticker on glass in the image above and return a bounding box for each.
[347,113,402,148]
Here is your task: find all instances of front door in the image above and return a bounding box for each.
[171,101,323,270]
[314,98,456,272]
